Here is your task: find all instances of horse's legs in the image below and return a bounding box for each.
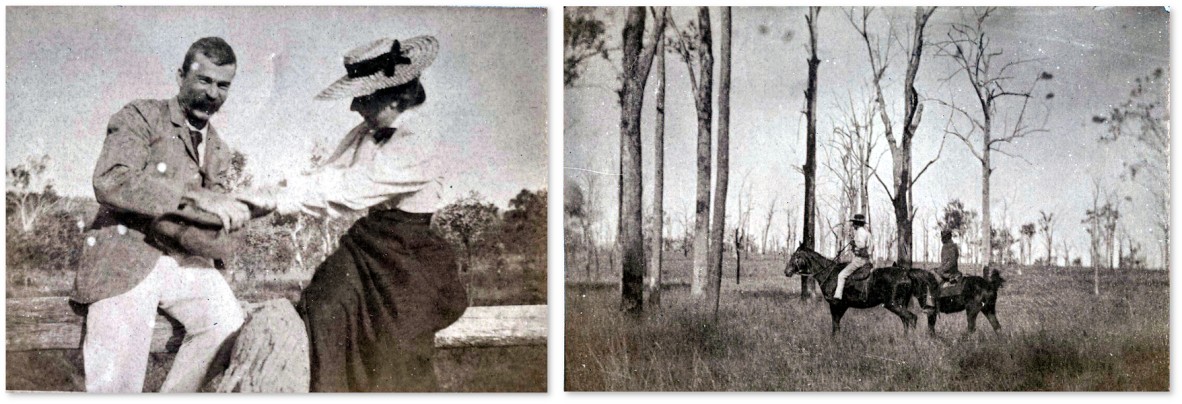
[884,303,917,334]
[926,310,938,337]
[829,305,848,337]
[982,305,1002,333]
[965,302,981,334]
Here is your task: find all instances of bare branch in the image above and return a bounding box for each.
[911,131,950,187]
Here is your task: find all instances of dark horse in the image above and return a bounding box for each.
[783,247,936,336]
[915,268,1006,334]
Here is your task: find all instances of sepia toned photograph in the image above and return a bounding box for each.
[564,6,1168,391]
[6,6,547,392]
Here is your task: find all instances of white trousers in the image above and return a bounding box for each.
[834,256,869,300]
[83,256,244,392]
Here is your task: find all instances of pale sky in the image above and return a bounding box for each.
[6,6,548,208]
[565,7,1170,267]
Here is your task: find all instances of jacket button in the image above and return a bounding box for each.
[117,225,127,235]
[86,236,96,247]
[157,162,168,173]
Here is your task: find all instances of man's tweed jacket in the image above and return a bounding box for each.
[73,97,235,304]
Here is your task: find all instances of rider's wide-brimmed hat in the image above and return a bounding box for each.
[850,213,867,225]
[315,35,438,100]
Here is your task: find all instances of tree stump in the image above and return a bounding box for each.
[205,299,309,392]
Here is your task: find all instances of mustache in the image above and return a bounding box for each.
[189,98,221,113]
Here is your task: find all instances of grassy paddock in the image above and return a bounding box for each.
[565,256,1168,391]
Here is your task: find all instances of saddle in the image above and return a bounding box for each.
[938,279,964,298]
[833,264,875,301]
[845,263,875,281]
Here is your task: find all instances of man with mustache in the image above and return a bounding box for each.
[74,37,251,392]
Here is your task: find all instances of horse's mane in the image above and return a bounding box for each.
[793,247,849,270]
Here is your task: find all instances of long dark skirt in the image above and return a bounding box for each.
[298,209,468,392]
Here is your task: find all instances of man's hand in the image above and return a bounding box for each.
[184,190,251,231]
[234,187,278,217]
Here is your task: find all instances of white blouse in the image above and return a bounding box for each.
[275,122,444,217]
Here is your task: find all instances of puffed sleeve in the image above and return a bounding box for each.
[275,129,436,217]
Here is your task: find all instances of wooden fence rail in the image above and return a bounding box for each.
[6,297,547,392]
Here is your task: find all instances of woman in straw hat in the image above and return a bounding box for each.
[238,35,468,392]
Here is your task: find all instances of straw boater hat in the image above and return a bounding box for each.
[315,35,439,100]
[851,213,867,225]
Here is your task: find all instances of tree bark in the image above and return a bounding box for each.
[734,228,742,284]
[800,7,821,299]
[981,116,992,274]
[646,8,668,309]
[618,6,665,315]
[690,6,715,298]
[703,6,731,319]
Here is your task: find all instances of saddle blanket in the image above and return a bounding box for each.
[938,281,963,298]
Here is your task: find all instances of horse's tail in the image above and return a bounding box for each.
[909,269,938,313]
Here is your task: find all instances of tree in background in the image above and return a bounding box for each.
[936,7,1054,272]
[848,6,939,266]
[938,198,979,263]
[990,227,1017,265]
[760,192,780,255]
[6,155,59,233]
[1037,210,1056,267]
[503,189,547,260]
[825,91,878,238]
[647,6,670,309]
[703,6,733,319]
[1093,67,1169,270]
[434,192,502,273]
[670,7,714,299]
[564,8,613,89]
[1019,222,1036,266]
[617,6,667,315]
[503,188,548,303]
[799,6,821,299]
[225,150,253,192]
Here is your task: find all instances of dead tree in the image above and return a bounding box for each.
[1038,210,1056,267]
[760,192,781,254]
[798,6,822,299]
[936,7,1054,271]
[1093,67,1169,269]
[847,6,940,267]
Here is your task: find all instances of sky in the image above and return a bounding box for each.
[5,6,548,208]
[565,6,1170,267]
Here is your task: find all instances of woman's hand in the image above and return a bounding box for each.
[234,187,278,218]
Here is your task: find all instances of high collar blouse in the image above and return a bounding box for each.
[275,122,444,217]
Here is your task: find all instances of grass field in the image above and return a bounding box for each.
[565,255,1169,391]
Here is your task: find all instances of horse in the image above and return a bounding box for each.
[783,246,937,336]
[917,267,1006,335]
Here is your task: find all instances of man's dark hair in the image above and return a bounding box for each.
[181,37,237,76]
[359,78,427,112]
[941,229,953,243]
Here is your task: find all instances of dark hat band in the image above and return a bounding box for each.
[345,40,413,79]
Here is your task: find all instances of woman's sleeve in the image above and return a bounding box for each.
[275,136,435,216]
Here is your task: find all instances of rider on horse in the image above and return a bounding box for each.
[834,213,872,300]
[937,229,962,286]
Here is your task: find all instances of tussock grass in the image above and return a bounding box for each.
[565,257,1167,391]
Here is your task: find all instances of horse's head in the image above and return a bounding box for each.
[783,246,816,278]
